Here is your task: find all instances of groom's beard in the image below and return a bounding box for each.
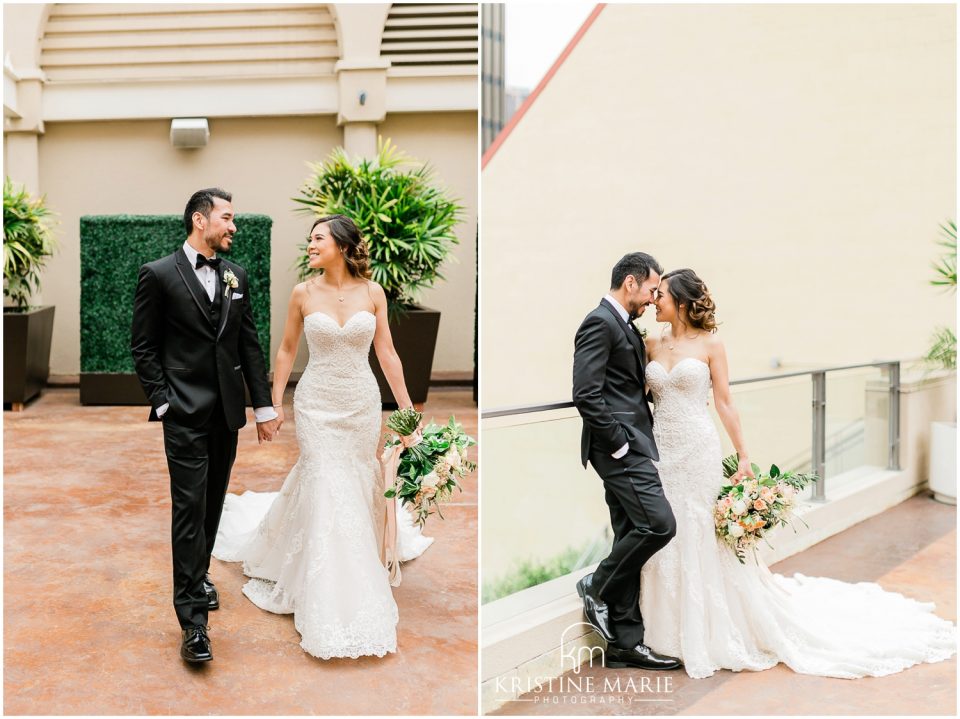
[630,303,648,320]
[207,233,233,254]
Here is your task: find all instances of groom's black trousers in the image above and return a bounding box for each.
[589,449,676,650]
[161,405,238,630]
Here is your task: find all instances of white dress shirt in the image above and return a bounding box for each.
[602,294,631,460]
[156,242,278,423]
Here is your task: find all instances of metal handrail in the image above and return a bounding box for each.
[482,360,903,502]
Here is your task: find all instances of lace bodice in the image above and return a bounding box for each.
[302,310,376,371]
[646,357,712,424]
[646,358,720,505]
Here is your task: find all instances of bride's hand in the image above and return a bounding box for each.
[733,457,754,482]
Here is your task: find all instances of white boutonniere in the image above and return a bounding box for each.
[631,318,647,339]
[222,268,238,298]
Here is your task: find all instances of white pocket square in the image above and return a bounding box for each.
[231,292,244,300]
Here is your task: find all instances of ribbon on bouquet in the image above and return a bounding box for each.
[380,428,423,587]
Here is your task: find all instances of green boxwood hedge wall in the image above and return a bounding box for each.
[80,214,272,372]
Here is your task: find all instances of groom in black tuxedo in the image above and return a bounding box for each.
[572,252,681,670]
[131,188,281,663]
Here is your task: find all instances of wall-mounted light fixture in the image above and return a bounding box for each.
[170,118,209,148]
[359,91,367,106]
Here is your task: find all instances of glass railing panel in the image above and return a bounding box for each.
[825,366,890,486]
[481,409,612,603]
[713,375,813,476]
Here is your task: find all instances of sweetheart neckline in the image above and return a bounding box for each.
[648,357,709,375]
[303,310,375,330]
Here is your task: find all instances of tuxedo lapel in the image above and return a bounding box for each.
[174,248,216,329]
[216,269,232,340]
[599,300,645,378]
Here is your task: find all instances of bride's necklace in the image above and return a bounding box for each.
[667,329,701,351]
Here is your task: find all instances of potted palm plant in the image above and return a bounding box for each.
[925,220,956,504]
[3,178,58,410]
[294,138,464,405]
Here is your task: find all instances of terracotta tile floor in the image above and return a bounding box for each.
[4,387,478,715]
[491,495,957,716]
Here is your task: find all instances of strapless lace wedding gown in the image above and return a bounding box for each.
[212,311,432,659]
[639,357,956,679]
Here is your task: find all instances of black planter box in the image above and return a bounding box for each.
[81,305,441,408]
[4,305,55,408]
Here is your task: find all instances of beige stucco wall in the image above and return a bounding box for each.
[34,113,477,375]
[481,4,957,409]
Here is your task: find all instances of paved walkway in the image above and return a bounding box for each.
[491,494,956,716]
[4,387,478,715]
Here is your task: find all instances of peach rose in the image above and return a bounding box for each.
[753,499,767,511]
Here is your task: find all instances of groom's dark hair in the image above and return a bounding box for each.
[183,187,232,235]
[611,252,662,289]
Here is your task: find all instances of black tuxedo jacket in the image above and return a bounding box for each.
[572,298,659,468]
[130,247,272,431]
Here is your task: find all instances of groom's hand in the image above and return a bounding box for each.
[256,417,281,444]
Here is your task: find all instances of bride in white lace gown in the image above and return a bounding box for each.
[639,268,956,679]
[213,215,432,659]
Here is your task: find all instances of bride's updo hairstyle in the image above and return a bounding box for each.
[661,268,718,333]
[311,214,372,280]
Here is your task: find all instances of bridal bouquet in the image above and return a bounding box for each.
[714,454,818,564]
[382,408,477,526]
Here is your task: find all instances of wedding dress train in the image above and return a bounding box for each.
[212,311,432,659]
[639,357,956,679]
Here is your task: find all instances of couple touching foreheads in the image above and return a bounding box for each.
[572,252,955,679]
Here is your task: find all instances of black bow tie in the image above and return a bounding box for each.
[195,255,221,270]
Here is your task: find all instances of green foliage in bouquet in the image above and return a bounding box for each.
[384,415,477,525]
[3,178,58,310]
[386,407,423,437]
[720,453,818,493]
[293,138,464,310]
[924,220,956,370]
[717,453,819,564]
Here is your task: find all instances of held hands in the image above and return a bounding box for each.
[257,411,283,445]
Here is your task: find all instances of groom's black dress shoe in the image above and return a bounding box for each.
[203,574,219,610]
[604,643,681,670]
[180,625,212,663]
[576,574,616,643]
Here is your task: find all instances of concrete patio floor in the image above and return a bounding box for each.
[491,494,957,716]
[4,387,478,715]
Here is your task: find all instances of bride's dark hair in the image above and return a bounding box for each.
[311,215,372,279]
[661,268,718,333]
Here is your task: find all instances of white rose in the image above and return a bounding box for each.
[727,522,745,538]
[421,471,440,489]
[445,449,462,470]
[731,500,747,516]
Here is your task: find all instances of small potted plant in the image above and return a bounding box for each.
[925,220,956,504]
[294,138,464,405]
[3,178,58,410]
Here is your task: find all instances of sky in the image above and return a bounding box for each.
[504,3,597,91]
